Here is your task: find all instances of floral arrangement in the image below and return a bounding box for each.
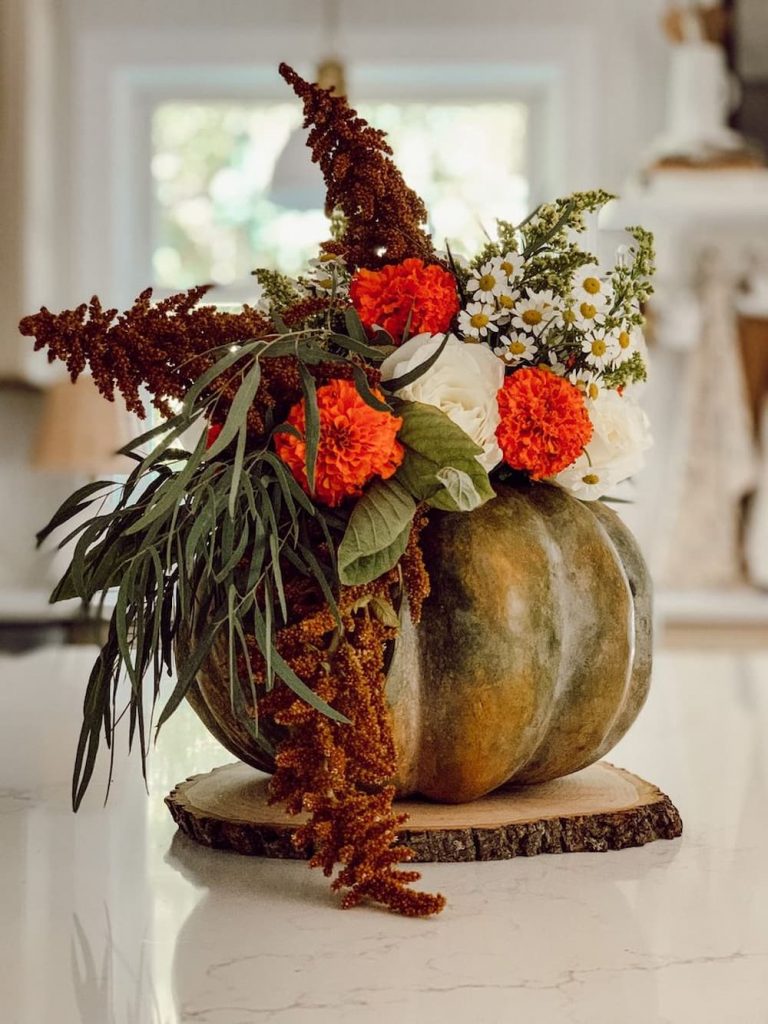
[21,64,654,917]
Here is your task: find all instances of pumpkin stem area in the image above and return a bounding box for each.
[247,511,443,916]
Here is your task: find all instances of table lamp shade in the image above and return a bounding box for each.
[32,375,137,474]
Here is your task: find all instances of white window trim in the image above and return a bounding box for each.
[71,25,598,306]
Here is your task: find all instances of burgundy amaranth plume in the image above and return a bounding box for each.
[278,62,435,270]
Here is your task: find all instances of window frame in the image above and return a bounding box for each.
[71,25,598,306]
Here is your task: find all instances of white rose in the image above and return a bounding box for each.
[380,333,504,471]
[554,390,652,500]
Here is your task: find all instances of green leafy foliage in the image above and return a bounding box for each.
[393,400,495,512]
[40,332,370,810]
[337,478,416,585]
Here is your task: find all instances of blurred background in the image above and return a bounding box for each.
[1,0,768,650]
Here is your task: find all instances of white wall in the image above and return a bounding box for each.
[0,386,76,588]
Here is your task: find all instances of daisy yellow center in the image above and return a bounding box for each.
[470,312,490,329]
[580,302,597,319]
[510,340,527,355]
[618,330,631,349]
[478,274,496,291]
[563,308,577,324]
[500,261,515,275]
[583,277,601,295]
[522,309,543,326]
[319,253,336,263]
[587,382,599,400]
[590,339,607,357]
[499,294,515,309]
[318,277,334,289]
[582,473,600,485]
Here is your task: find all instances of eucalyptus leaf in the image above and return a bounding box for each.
[36,480,115,546]
[330,332,391,362]
[380,332,450,392]
[351,366,392,413]
[204,357,262,460]
[298,363,319,493]
[250,603,349,722]
[344,306,368,344]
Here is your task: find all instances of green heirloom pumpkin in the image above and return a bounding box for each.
[386,483,652,802]
[182,482,652,805]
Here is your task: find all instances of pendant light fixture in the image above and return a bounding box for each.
[267,1,346,210]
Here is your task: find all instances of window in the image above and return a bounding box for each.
[151,99,529,290]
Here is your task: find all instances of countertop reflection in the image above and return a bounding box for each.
[1,645,767,1024]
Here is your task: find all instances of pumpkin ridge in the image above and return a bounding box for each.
[512,489,636,784]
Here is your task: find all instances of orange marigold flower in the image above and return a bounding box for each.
[349,258,460,343]
[496,366,593,479]
[275,379,404,507]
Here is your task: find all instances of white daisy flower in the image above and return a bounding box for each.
[495,333,537,365]
[497,251,524,282]
[572,264,613,312]
[546,350,567,376]
[467,261,507,303]
[458,301,500,339]
[511,290,561,337]
[572,297,606,329]
[612,327,635,364]
[551,304,579,331]
[582,328,618,371]
[495,288,520,320]
[569,368,603,402]
[306,254,346,292]
[554,461,620,501]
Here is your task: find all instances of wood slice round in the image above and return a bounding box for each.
[166,761,682,862]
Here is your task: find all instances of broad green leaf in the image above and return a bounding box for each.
[435,466,485,512]
[394,400,495,513]
[338,478,416,586]
[369,595,401,629]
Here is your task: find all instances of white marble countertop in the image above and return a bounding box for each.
[1,643,767,1024]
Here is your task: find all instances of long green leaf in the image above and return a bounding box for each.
[381,332,450,392]
[250,603,349,722]
[204,357,263,460]
[123,428,208,536]
[351,366,392,413]
[298,363,319,494]
[36,480,115,546]
[330,332,392,362]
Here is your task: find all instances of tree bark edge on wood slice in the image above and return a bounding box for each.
[165,760,683,863]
